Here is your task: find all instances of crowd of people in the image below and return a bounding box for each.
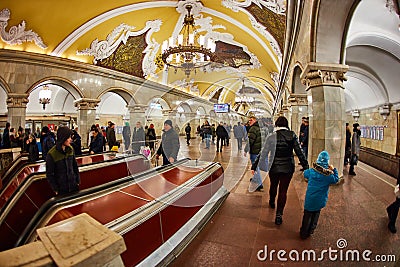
[1,115,398,237]
[0,122,82,162]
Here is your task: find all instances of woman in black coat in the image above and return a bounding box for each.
[71,130,82,156]
[26,134,39,162]
[146,124,157,151]
[89,129,104,154]
[252,116,309,225]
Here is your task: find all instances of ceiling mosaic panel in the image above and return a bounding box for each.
[245,3,286,51]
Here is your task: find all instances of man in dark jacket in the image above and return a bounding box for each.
[2,122,11,149]
[216,122,228,152]
[41,126,55,160]
[299,117,309,161]
[244,116,263,191]
[106,122,117,150]
[344,123,351,165]
[156,120,180,165]
[387,172,400,233]
[71,129,82,156]
[185,123,191,145]
[46,126,80,195]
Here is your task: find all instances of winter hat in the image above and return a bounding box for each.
[164,119,173,127]
[42,126,50,133]
[57,126,72,145]
[316,150,330,168]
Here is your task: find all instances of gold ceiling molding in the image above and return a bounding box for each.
[0,8,47,49]
[77,20,162,78]
[222,0,284,59]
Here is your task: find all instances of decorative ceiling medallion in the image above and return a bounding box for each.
[222,0,284,59]
[77,20,162,78]
[0,8,47,49]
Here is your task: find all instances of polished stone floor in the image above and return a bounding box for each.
[171,136,400,266]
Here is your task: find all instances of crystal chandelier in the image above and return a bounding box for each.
[161,5,217,78]
[235,79,255,104]
[38,85,51,110]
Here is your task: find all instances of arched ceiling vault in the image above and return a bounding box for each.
[0,0,285,115]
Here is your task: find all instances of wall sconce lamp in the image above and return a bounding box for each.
[351,109,360,122]
[38,85,51,110]
[379,103,390,120]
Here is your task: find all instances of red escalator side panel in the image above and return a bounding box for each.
[121,214,163,267]
[47,191,149,225]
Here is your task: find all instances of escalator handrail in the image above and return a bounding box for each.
[0,152,142,196]
[1,155,30,185]
[110,162,223,235]
[0,154,148,224]
[15,158,191,248]
[1,151,128,191]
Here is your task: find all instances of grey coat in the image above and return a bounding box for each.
[351,132,361,156]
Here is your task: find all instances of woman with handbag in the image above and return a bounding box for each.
[252,116,309,225]
[349,123,361,175]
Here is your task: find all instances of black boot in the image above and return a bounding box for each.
[300,210,312,239]
[269,200,275,209]
[275,213,282,225]
[388,222,397,233]
[387,205,398,233]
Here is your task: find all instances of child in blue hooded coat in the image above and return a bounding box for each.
[300,150,339,239]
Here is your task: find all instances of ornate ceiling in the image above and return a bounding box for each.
[0,0,286,115]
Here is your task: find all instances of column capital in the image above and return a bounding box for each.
[281,104,290,111]
[74,98,100,110]
[127,104,147,113]
[288,94,307,106]
[162,109,177,116]
[6,93,29,108]
[301,62,349,90]
[185,112,197,117]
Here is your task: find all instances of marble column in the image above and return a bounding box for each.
[128,104,147,129]
[288,94,308,135]
[282,104,290,121]
[74,98,100,147]
[301,62,348,178]
[6,93,29,129]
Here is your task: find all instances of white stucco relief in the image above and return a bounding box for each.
[77,20,162,78]
[0,8,47,49]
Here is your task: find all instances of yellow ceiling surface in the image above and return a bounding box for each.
[0,0,285,112]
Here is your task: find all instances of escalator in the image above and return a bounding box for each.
[14,159,227,266]
[0,153,151,251]
[1,152,120,193]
